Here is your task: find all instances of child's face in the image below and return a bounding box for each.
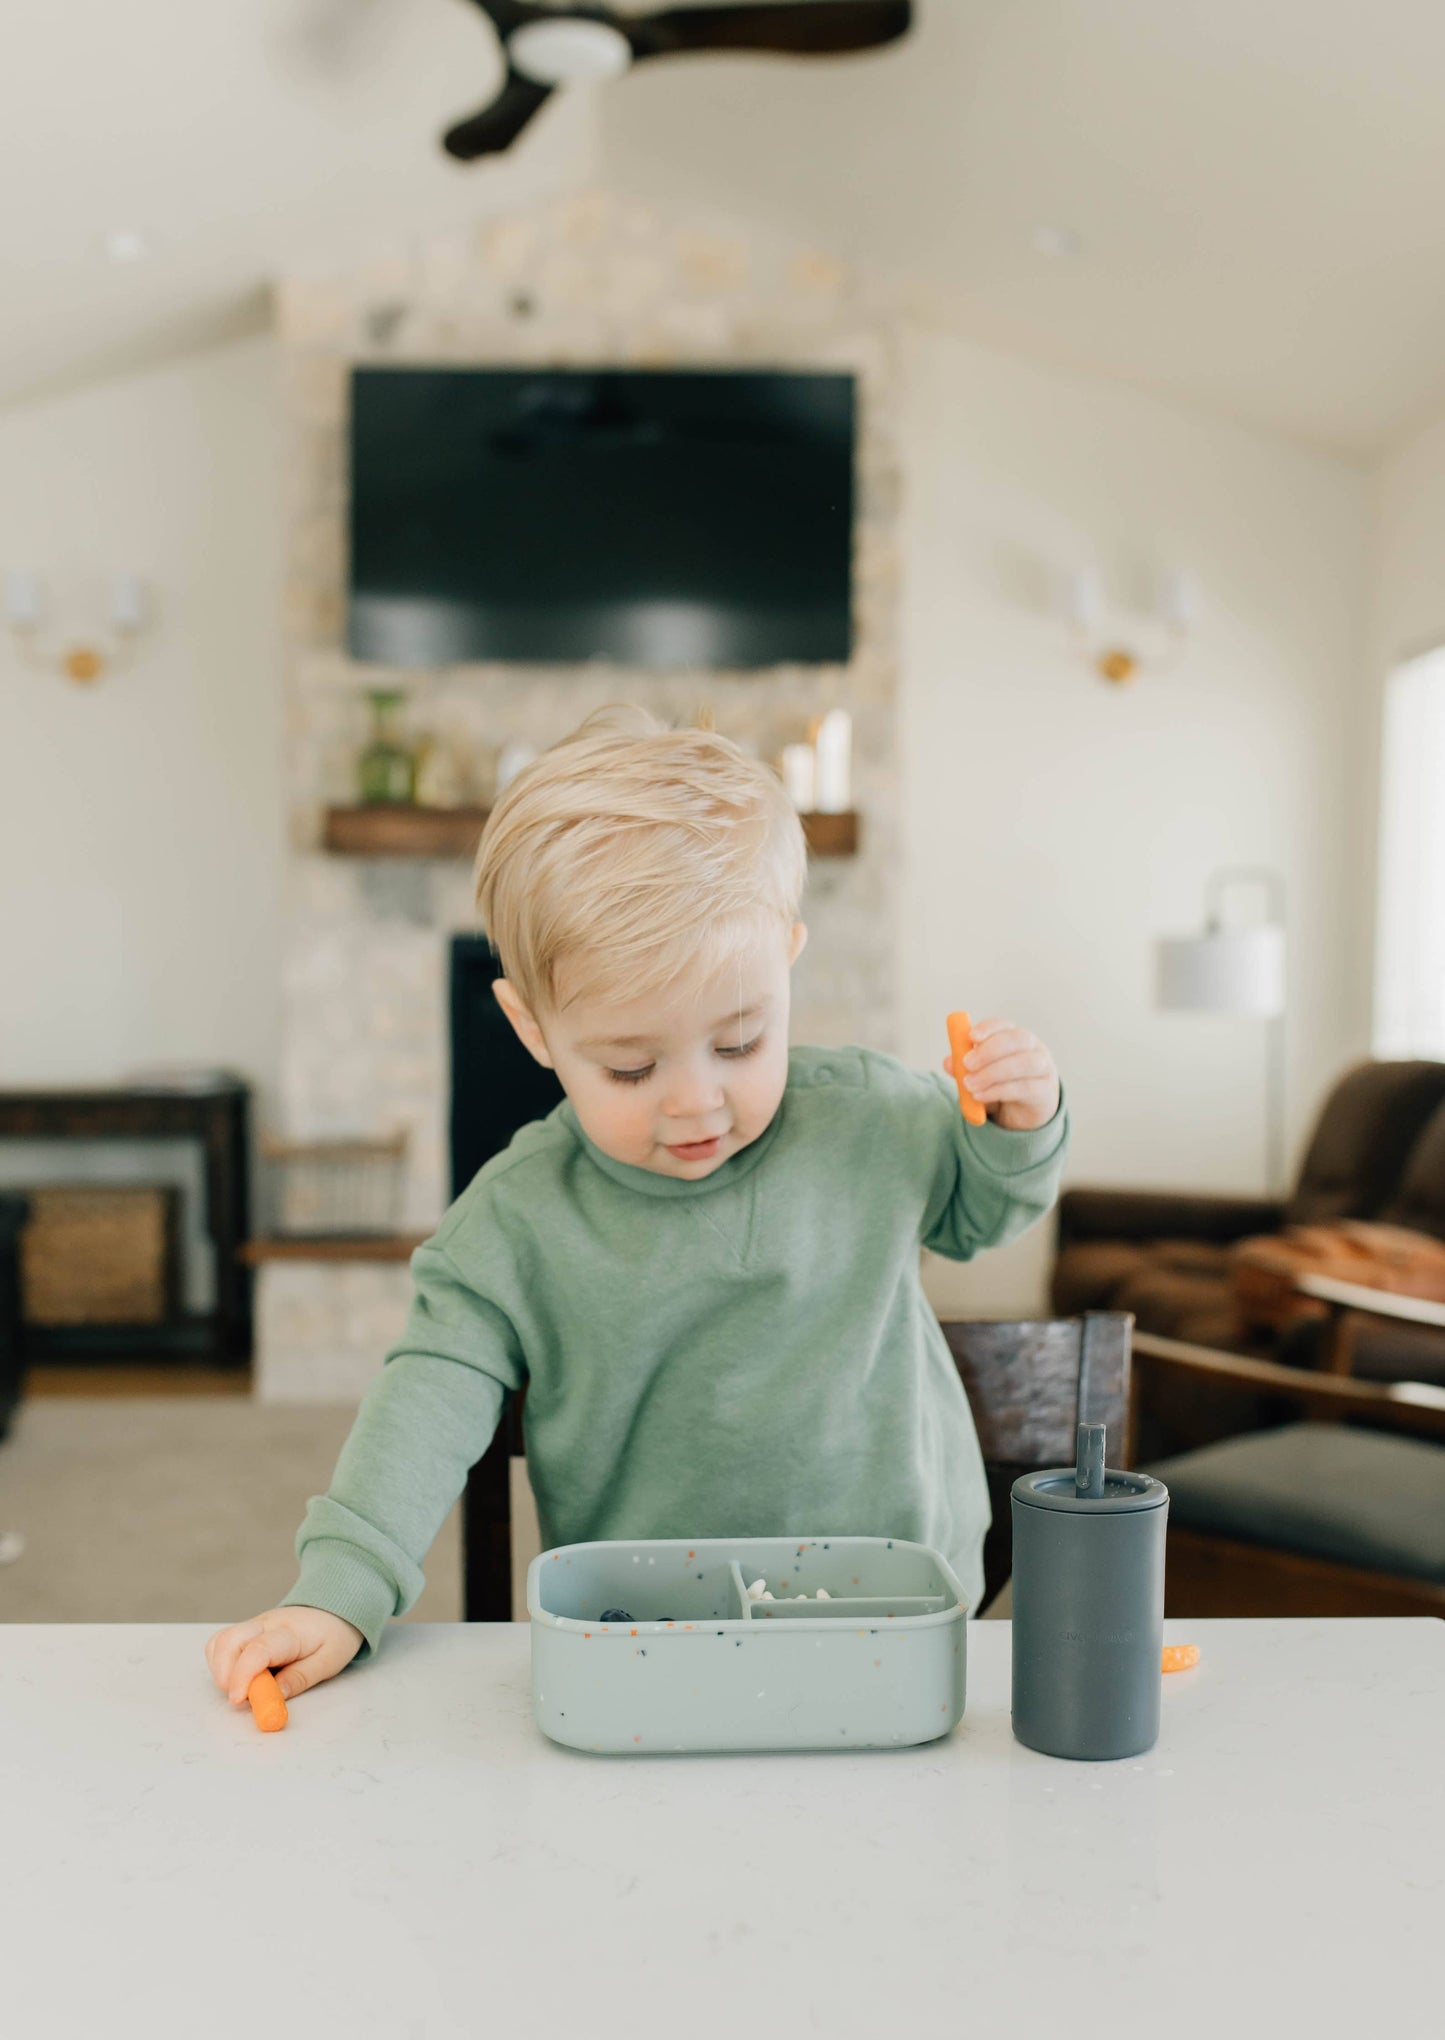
[496,918,808,1179]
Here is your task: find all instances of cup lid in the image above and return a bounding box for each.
[1012,1466,1168,1514]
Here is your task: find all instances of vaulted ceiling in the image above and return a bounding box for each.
[8,1,1445,456]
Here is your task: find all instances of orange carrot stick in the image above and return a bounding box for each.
[946,1011,987,1127]
[247,1669,289,1732]
[1161,1644,1200,1674]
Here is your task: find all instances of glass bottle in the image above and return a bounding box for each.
[358,690,415,805]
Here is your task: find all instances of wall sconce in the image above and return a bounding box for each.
[1062,566,1198,685]
[3,571,152,683]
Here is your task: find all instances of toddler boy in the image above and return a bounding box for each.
[207,708,1066,1709]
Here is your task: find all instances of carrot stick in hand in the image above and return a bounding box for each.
[946,1012,987,1127]
[247,1669,289,1732]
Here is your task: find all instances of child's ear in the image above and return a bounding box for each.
[788,921,809,967]
[492,979,556,1069]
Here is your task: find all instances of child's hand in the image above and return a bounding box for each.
[943,1017,1061,1132]
[205,1605,364,1709]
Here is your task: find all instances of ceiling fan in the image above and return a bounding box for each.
[442,1,914,160]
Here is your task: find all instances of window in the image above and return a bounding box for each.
[1374,647,1445,1056]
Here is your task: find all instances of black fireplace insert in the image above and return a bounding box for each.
[449,936,565,1200]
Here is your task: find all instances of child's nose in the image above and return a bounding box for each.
[661,1066,726,1120]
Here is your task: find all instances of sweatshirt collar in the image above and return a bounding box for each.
[561,1097,786,1198]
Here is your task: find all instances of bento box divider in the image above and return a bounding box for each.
[727,1560,758,1621]
[745,1592,950,1621]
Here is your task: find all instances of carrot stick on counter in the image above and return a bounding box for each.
[946,1011,988,1127]
[247,1669,289,1732]
[1161,1644,1200,1674]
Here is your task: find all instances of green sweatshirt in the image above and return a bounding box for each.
[281,1045,1069,1656]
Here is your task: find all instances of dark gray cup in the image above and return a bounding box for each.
[1010,1424,1169,1761]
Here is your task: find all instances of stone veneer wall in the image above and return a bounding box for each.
[259,188,904,1401]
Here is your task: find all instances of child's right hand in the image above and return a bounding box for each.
[205,1605,364,1708]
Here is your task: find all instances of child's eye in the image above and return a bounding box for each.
[604,1035,760,1083]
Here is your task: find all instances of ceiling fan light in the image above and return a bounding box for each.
[508,18,633,86]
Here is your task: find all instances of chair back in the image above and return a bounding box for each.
[1379,1097,1445,1242]
[941,1311,1132,1608]
[1287,1060,1445,1227]
[461,1310,1133,1620]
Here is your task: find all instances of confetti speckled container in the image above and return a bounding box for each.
[529,1535,968,1755]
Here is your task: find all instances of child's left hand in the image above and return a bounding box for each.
[944,1018,1061,1132]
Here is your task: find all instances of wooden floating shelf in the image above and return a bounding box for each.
[799,809,859,858]
[323,805,489,860]
[243,1234,429,1265]
[322,805,859,859]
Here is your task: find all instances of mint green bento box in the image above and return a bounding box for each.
[528,1535,968,1755]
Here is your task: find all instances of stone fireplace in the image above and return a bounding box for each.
[256,188,905,1404]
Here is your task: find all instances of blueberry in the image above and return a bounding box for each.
[600,1608,633,1623]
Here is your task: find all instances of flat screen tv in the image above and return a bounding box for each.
[348,366,854,669]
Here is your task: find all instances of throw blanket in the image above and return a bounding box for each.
[1232,1221,1445,1332]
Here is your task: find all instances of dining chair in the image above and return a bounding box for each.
[460,1311,1134,1620]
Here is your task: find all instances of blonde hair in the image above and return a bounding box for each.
[474,705,807,1014]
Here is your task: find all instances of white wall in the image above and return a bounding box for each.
[1371,405,1445,655]
[0,333,284,1111]
[899,327,1373,1315]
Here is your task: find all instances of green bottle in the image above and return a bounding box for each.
[359,690,415,805]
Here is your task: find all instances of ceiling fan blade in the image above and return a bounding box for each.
[465,1,552,33]
[443,69,554,159]
[627,1,912,61]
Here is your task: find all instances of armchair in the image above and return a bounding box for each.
[1052,1060,1445,1450]
[1133,1328,1445,1616]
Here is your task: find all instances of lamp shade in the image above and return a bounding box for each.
[1156,925,1285,1017]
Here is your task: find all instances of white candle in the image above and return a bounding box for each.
[780,743,816,811]
[812,709,852,813]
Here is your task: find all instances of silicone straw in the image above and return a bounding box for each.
[1075,1422,1106,1500]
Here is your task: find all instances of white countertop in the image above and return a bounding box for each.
[1,1619,1438,2039]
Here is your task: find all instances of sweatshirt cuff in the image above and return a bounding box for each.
[280,1540,399,1664]
[961,1086,1069,1178]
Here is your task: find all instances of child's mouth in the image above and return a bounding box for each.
[666,1135,724,1161]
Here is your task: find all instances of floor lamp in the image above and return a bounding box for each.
[1156,868,1288,1196]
